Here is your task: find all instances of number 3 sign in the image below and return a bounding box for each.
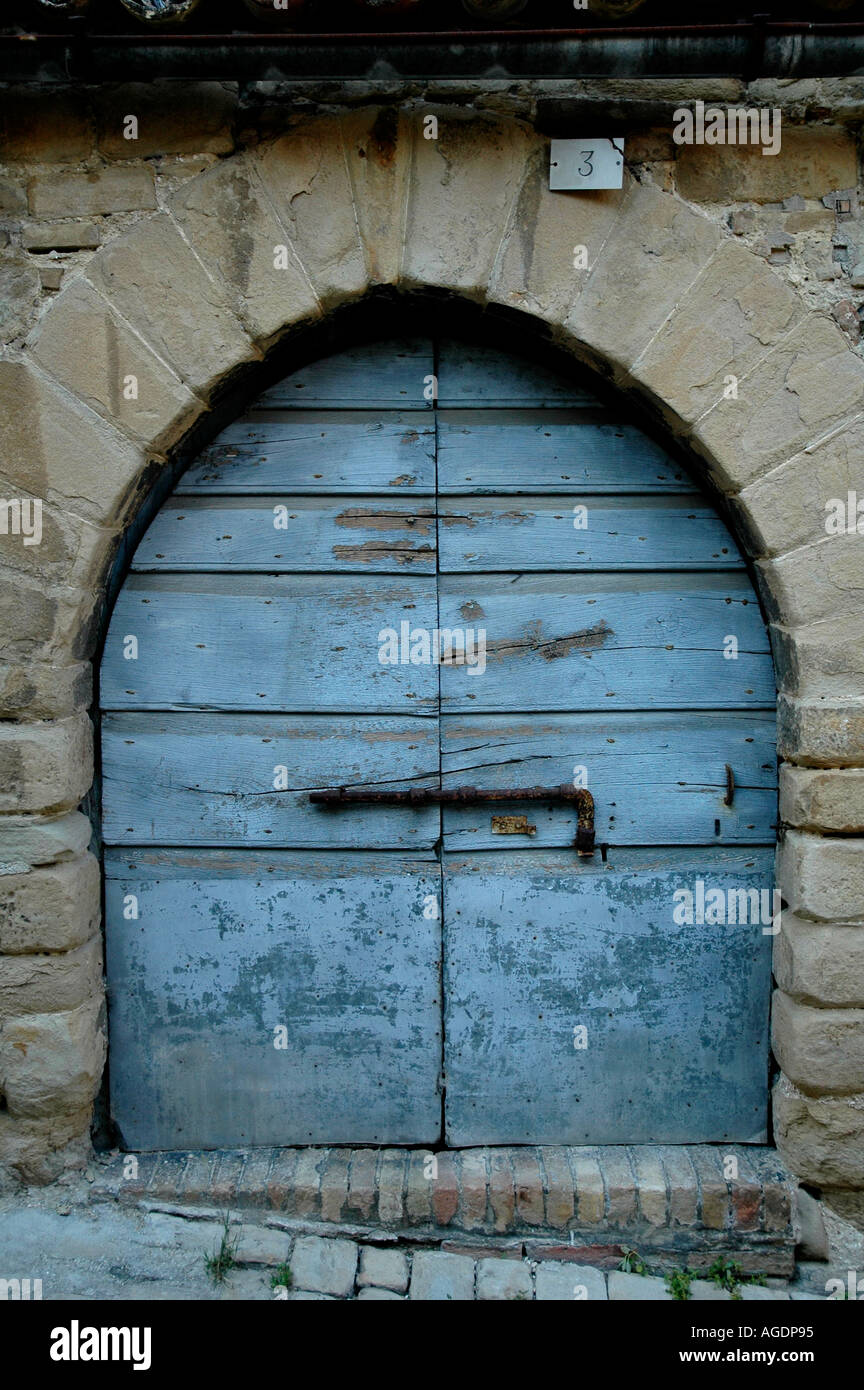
[549,138,625,190]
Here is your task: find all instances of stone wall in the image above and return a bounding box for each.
[1,79,864,1210]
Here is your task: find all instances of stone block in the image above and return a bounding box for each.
[629,1147,668,1225]
[232,1225,292,1267]
[476,1256,533,1300]
[94,83,237,160]
[676,126,857,203]
[409,1249,475,1301]
[28,167,156,220]
[290,1235,358,1297]
[0,995,105,1120]
[356,1286,402,1299]
[357,1246,409,1292]
[0,574,99,671]
[341,106,414,290]
[431,1151,459,1227]
[0,249,41,343]
[689,1280,731,1300]
[0,935,101,1018]
[0,713,92,814]
[84,213,256,399]
[0,1108,91,1186]
[569,1148,605,1224]
[0,357,146,530]
[737,418,864,559]
[511,1148,545,1227]
[540,1146,575,1229]
[781,767,864,833]
[28,277,201,453]
[22,223,101,253]
[758,534,864,625]
[402,110,535,299]
[319,1148,349,1223]
[39,267,63,292]
[377,1148,406,1226]
[687,1146,731,1229]
[778,695,864,769]
[795,1188,829,1261]
[775,916,864,1007]
[633,239,803,426]
[0,179,26,215]
[774,1075,864,1186]
[0,485,118,595]
[170,155,319,349]
[347,1147,378,1221]
[458,1147,489,1230]
[820,1188,864,1231]
[291,1148,324,1218]
[777,830,864,921]
[0,88,93,164]
[217,1269,271,1300]
[0,811,92,875]
[488,1148,515,1233]
[566,179,721,376]
[608,1270,673,1301]
[0,661,91,721]
[773,991,864,1094]
[490,148,626,325]
[695,315,864,491]
[772,610,864,706]
[658,1146,699,1226]
[535,1261,607,1301]
[600,1147,637,1225]
[256,119,367,310]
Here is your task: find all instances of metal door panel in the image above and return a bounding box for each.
[106,850,442,1149]
[443,848,773,1146]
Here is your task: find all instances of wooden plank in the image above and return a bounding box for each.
[437,494,744,572]
[183,412,435,495]
[443,846,773,1145]
[438,411,686,493]
[257,338,433,408]
[437,572,775,712]
[132,496,437,574]
[104,849,442,1149]
[102,712,441,848]
[437,339,596,407]
[439,712,777,848]
[100,573,440,713]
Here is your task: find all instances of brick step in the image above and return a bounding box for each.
[91,1144,799,1276]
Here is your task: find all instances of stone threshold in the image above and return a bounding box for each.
[90,1144,799,1276]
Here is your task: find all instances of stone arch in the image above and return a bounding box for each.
[2,107,864,1196]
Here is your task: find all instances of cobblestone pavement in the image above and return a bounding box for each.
[0,1184,856,1302]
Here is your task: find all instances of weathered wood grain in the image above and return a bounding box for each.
[439,712,777,847]
[438,573,774,711]
[183,412,435,495]
[257,338,433,408]
[102,712,440,847]
[437,411,685,493]
[133,496,438,574]
[101,573,439,713]
[437,494,744,571]
[437,339,596,407]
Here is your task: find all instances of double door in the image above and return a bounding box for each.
[101,335,776,1149]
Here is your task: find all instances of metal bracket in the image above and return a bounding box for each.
[310,783,596,856]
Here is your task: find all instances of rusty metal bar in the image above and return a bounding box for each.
[309,783,595,855]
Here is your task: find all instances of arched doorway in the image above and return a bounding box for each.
[99,326,777,1151]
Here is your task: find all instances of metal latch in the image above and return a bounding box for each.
[309,784,596,857]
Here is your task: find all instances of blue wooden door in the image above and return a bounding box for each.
[100,334,776,1150]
